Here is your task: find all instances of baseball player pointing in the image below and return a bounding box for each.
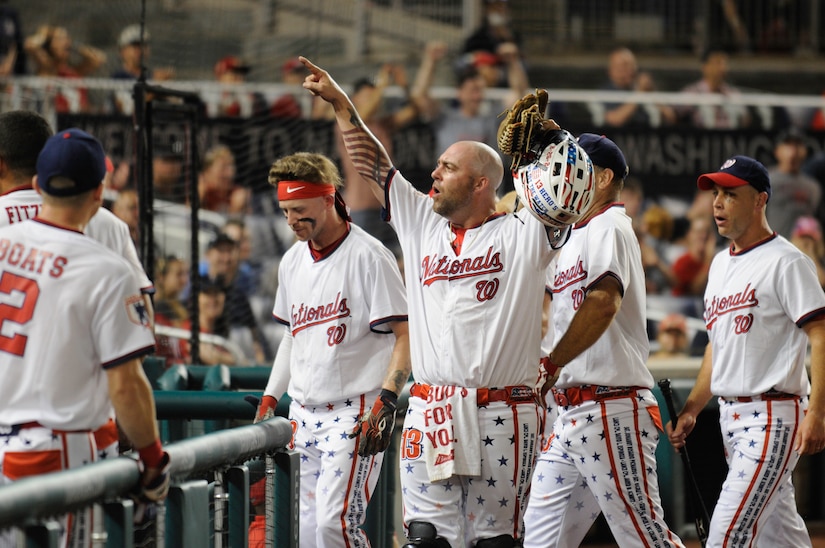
[669,155,825,547]
[301,58,594,547]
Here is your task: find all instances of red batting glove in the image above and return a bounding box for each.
[255,395,278,423]
[349,389,398,457]
[136,440,171,502]
[537,356,562,408]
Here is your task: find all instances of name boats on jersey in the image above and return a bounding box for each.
[0,238,67,278]
[704,282,759,328]
[291,291,351,334]
[419,246,503,287]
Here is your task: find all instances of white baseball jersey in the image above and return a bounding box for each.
[704,234,825,397]
[387,170,556,388]
[551,203,653,389]
[269,223,407,405]
[0,188,153,292]
[0,220,156,430]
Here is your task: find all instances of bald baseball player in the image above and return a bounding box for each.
[0,111,155,461]
[669,155,825,547]
[525,134,684,547]
[302,57,575,548]
[255,151,409,547]
[0,128,168,547]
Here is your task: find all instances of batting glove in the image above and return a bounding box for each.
[349,389,398,457]
[136,440,171,502]
[254,395,278,423]
[537,356,562,408]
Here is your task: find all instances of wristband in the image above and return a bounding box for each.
[378,389,398,409]
[540,356,561,377]
[138,439,164,469]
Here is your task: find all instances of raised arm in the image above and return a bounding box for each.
[301,56,393,207]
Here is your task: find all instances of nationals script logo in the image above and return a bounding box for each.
[704,283,759,328]
[553,257,587,291]
[419,246,503,286]
[291,292,351,334]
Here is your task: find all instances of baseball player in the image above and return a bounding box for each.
[669,155,825,547]
[0,128,168,547]
[525,134,684,547]
[301,58,583,548]
[0,110,154,461]
[255,152,410,547]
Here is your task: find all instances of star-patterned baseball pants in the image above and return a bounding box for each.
[523,389,684,548]
[289,391,383,548]
[399,393,542,547]
[711,396,811,548]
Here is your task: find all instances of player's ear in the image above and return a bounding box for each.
[32,175,42,195]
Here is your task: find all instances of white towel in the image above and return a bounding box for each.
[423,387,482,482]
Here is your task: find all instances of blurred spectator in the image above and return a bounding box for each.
[110,24,175,115]
[789,216,825,290]
[111,188,140,247]
[270,57,307,119]
[198,144,249,215]
[620,176,646,236]
[649,312,691,359]
[462,0,522,56]
[639,204,678,294]
[671,214,716,297]
[153,255,190,366]
[248,477,267,547]
[599,47,676,127]
[209,55,267,118]
[24,25,105,112]
[201,233,271,363]
[184,277,238,366]
[0,2,25,76]
[153,138,185,203]
[766,127,821,240]
[412,40,527,193]
[221,217,260,296]
[677,47,750,129]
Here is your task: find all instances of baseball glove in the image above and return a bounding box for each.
[497,89,560,170]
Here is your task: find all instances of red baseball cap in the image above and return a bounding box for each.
[214,55,251,77]
[473,51,500,67]
[792,216,822,241]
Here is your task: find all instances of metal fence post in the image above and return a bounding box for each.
[103,499,135,548]
[23,520,60,548]
[165,480,210,546]
[226,465,250,547]
[271,451,300,548]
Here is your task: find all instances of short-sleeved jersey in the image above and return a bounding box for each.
[704,234,825,397]
[386,169,556,388]
[551,204,653,389]
[271,223,407,405]
[0,219,156,429]
[0,188,152,292]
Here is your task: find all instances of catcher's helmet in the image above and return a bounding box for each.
[513,130,595,229]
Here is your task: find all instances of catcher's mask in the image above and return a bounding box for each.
[513,130,595,229]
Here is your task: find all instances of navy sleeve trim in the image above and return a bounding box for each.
[102,344,156,370]
[370,314,408,334]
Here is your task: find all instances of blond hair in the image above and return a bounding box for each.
[268,152,343,190]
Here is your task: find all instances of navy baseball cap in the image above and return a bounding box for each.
[697,155,771,201]
[577,133,628,180]
[36,128,106,197]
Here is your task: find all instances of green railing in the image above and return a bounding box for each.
[0,415,296,547]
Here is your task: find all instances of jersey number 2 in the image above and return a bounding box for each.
[0,272,40,356]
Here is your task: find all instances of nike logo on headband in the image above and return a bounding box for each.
[286,186,306,193]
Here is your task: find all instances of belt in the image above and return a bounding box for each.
[1,422,91,435]
[410,383,538,406]
[723,390,801,403]
[553,385,645,407]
